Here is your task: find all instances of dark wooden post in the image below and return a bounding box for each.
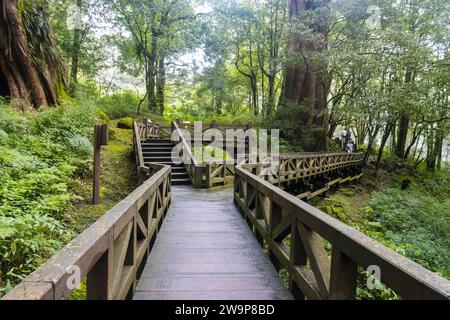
[211,119,217,129]
[93,124,109,205]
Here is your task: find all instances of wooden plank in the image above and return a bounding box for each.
[134,186,293,300]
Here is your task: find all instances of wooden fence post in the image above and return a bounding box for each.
[93,124,109,205]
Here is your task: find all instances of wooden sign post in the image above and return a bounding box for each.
[93,124,109,205]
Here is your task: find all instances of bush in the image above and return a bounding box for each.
[117,117,133,129]
[96,91,141,119]
[0,102,99,294]
[366,185,450,278]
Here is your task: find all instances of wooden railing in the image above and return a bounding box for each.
[2,164,171,300]
[170,120,365,190]
[174,119,250,136]
[172,121,241,188]
[136,119,160,141]
[234,165,450,300]
[205,162,235,188]
[172,120,204,187]
[271,152,364,184]
[134,120,172,182]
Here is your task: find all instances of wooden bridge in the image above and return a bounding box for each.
[3,120,449,300]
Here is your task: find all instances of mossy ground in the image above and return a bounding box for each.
[276,165,449,299]
[67,120,138,233]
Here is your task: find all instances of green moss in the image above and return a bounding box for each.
[56,78,72,103]
[117,117,133,129]
[97,110,110,124]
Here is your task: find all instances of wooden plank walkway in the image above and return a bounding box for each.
[133,186,293,300]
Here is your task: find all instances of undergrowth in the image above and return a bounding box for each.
[310,166,450,299]
[0,100,140,296]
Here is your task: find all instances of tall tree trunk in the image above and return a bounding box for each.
[375,123,393,172]
[147,34,158,112]
[156,53,165,115]
[251,75,258,115]
[395,70,413,158]
[363,125,381,165]
[278,0,330,151]
[427,127,444,171]
[395,113,409,158]
[70,0,83,92]
[267,74,275,116]
[0,0,65,109]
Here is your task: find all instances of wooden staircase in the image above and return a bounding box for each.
[142,139,191,185]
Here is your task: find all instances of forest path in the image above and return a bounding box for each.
[133,185,293,300]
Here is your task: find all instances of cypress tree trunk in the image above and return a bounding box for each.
[0,0,65,109]
[278,0,330,151]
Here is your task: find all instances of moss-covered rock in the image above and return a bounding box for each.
[97,110,110,124]
[117,117,133,129]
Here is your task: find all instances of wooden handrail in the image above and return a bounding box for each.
[171,121,206,187]
[172,120,199,166]
[234,165,450,300]
[245,152,365,186]
[2,164,172,300]
[133,121,145,170]
[136,119,160,141]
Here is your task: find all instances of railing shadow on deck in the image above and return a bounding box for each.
[234,164,450,300]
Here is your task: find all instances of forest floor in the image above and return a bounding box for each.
[277,163,449,299]
[310,163,450,281]
[66,120,138,234]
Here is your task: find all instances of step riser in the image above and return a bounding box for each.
[141,141,191,185]
[142,149,174,153]
[172,174,189,179]
[144,162,184,167]
[143,153,174,157]
[172,180,191,186]
[142,144,174,147]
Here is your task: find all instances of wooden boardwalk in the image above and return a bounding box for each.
[133,186,293,300]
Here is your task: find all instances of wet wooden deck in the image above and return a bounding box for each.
[133,186,293,300]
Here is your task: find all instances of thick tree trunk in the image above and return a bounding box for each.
[0,0,64,109]
[278,0,330,151]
